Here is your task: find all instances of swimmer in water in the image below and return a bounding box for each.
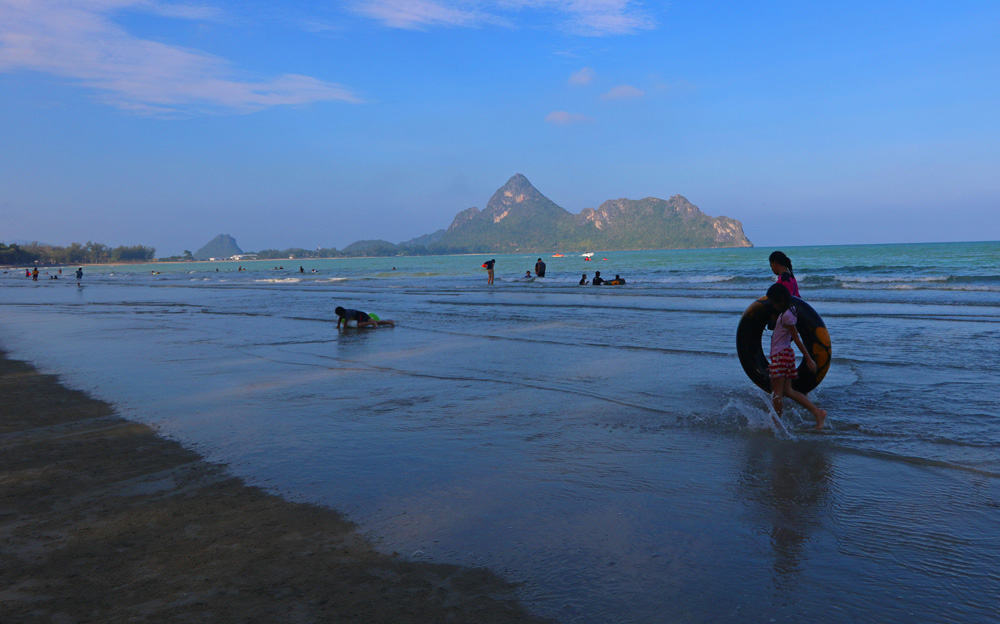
[334,306,395,329]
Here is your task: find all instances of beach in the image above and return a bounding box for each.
[2,242,998,623]
[0,351,550,623]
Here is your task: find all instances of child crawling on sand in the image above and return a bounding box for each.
[765,284,826,430]
[335,306,395,329]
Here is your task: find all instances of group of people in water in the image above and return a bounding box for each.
[21,267,84,283]
[581,271,624,285]
[486,257,628,286]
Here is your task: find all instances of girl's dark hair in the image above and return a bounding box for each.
[766,283,791,306]
[335,306,345,315]
[768,251,794,277]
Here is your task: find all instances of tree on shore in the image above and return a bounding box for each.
[0,242,155,265]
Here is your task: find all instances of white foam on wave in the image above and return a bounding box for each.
[650,274,736,284]
[837,275,949,284]
[255,277,302,284]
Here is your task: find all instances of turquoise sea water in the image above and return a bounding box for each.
[2,241,998,623]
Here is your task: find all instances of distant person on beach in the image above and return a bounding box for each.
[75,267,83,283]
[483,259,495,285]
[765,283,825,430]
[25,269,30,278]
[300,266,304,273]
[535,258,546,277]
[769,251,800,297]
[579,274,588,285]
[592,271,604,285]
[32,267,38,281]
[334,306,395,329]
[524,270,533,279]
[612,275,625,284]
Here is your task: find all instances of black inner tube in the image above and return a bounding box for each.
[736,296,831,394]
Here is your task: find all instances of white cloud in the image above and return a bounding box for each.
[351,0,653,36]
[568,66,594,85]
[545,110,590,124]
[601,84,644,100]
[0,0,361,115]
[349,0,487,30]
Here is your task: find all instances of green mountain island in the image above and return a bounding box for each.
[396,174,751,255]
[194,175,752,260]
[194,234,243,260]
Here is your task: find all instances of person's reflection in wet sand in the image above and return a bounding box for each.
[738,438,832,587]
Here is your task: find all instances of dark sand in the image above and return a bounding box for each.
[0,351,551,623]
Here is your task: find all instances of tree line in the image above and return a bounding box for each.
[0,242,156,266]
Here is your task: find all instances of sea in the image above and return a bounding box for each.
[2,241,998,623]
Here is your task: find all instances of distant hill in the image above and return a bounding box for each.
[396,174,751,253]
[340,239,400,257]
[194,234,242,260]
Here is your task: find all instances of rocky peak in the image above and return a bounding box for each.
[483,174,562,223]
[447,207,481,231]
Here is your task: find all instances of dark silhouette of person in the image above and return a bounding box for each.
[579,274,588,285]
[592,271,604,285]
[535,258,546,277]
[334,306,394,328]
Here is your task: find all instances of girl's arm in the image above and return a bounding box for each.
[789,326,817,372]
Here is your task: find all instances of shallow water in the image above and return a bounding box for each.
[2,242,998,623]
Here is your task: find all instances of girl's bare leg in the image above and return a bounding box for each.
[784,385,827,430]
[770,377,785,427]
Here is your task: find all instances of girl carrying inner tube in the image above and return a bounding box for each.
[764,284,826,430]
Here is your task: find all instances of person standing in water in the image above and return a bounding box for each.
[769,251,799,297]
[534,258,546,277]
[75,267,83,283]
[765,284,825,430]
[483,259,495,285]
[579,273,588,285]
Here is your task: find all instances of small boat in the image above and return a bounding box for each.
[551,253,565,257]
[581,252,594,258]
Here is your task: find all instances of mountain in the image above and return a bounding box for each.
[194,234,243,260]
[341,239,400,257]
[398,174,751,253]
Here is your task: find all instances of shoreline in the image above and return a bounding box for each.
[0,350,551,623]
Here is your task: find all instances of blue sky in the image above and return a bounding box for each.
[1,0,998,255]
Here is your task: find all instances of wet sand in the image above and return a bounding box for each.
[0,351,551,623]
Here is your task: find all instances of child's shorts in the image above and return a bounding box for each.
[769,348,798,379]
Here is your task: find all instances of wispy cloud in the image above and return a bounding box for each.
[545,110,590,124]
[351,1,654,36]
[348,0,488,30]
[601,84,644,100]
[0,0,361,115]
[568,66,594,85]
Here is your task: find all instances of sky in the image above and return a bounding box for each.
[1,0,998,256]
